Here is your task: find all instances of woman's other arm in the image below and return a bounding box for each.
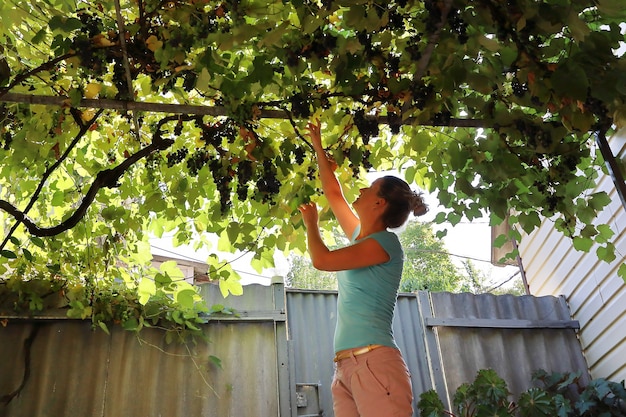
[299,202,389,271]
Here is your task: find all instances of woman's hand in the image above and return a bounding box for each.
[298,202,319,228]
[306,119,322,151]
[306,119,338,171]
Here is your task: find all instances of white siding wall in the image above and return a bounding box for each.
[518,129,626,383]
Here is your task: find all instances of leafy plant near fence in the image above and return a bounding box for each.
[0,260,235,344]
[418,368,626,417]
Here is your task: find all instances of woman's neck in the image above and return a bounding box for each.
[356,221,387,240]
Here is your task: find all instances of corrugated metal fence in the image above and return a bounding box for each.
[0,281,588,417]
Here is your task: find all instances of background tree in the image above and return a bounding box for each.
[285,220,523,294]
[0,0,625,325]
[398,221,466,292]
[285,255,338,291]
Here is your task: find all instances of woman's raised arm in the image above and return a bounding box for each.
[307,120,359,238]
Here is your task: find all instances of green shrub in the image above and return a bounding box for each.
[417,368,626,417]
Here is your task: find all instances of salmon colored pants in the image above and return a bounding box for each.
[331,346,414,417]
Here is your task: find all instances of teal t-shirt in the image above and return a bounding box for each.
[334,226,404,353]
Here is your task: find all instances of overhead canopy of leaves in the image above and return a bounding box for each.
[1,0,626,297]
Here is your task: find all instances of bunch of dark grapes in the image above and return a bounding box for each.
[113,61,130,99]
[406,34,422,61]
[290,93,311,119]
[386,54,401,78]
[306,166,316,181]
[236,159,254,184]
[77,10,104,38]
[257,161,281,202]
[305,32,337,59]
[515,120,552,150]
[431,110,451,126]
[214,175,232,214]
[198,118,238,147]
[511,77,527,98]
[166,148,189,167]
[387,111,402,135]
[584,97,608,119]
[353,109,379,143]
[546,193,559,212]
[293,146,306,165]
[2,131,12,151]
[387,11,404,29]
[205,158,233,214]
[423,0,443,33]
[357,31,372,49]
[362,149,373,171]
[186,149,210,176]
[71,38,105,75]
[236,183,248,201]
[410,82,434,110]
[181,70,197,92]
[235,159,253,200]
[447,8,469,44]
[562,154,580,172]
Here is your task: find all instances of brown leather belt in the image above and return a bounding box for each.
[333,344,384,362]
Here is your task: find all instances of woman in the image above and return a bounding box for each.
[298,120,428,417]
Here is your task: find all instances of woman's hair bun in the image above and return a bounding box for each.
[411,191,428,217]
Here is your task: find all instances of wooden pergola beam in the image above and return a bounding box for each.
[0,92,486,128]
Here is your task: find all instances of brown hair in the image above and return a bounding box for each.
[377,175,428,228]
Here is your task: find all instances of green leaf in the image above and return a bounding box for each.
[448,144,469,171]
[207,355,223,370]
[551,62,588,101]
[51,190,65,207]
[493,233,510,248]
[619,264,626,283]
[138,277,156,305]
[588,192,611,210]
[48,16,82,32]
[518,211,541,234]
[32,28,47,44]
[122,317,140,331]
[154,272,172,286]
[518,388,555,417]
[158,261,185,283]
[573,236,593,252]
[417,389,446,417]
[596,224,614,243]
[30,237,45,249]
[98,321,111,335]
[184,320,200,331]
[596,244,616,263]
[447,211,462,226]
[344,5,366,28]
[1,250,17,259]
[176,288,197,310]
[597,0,626,18]
[566,10,590,42]
[218,277,243,298]
[23,248,34,262]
